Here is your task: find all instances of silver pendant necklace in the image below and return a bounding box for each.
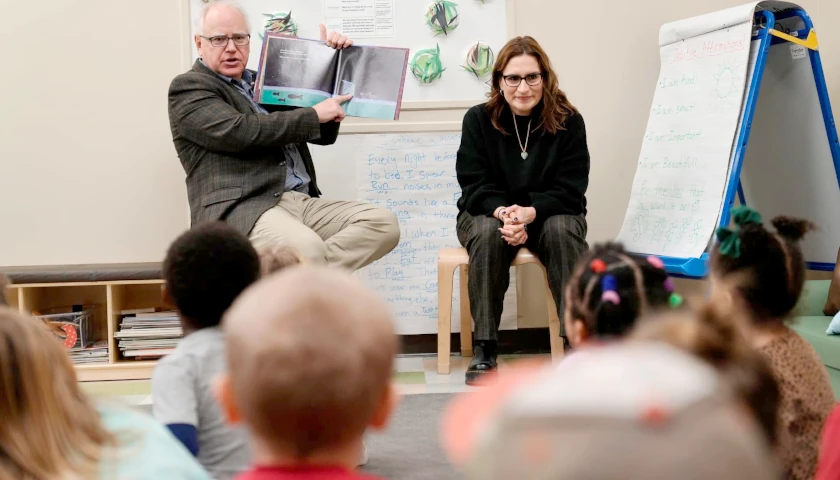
[512,110,531,160]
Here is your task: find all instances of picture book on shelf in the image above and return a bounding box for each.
[254,33,409,121]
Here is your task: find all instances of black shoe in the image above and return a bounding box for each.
[465,341,498,386]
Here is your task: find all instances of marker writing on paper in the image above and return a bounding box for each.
[651,103,697,115]
[645,129,703,143]
[658,74,698,89]
[670,38,746,63]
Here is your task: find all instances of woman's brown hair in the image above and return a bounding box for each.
[485,36,578,135]
[0,307,115,479]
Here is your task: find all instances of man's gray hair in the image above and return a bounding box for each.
[195,0,251,36]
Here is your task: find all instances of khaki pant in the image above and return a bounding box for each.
[249,191,400,271]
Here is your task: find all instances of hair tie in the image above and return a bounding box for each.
[669,293,684,308]
[731,206,762,227]
[602,291,620,304]
[716,227,741,258]
[590,259,607,273]
[716,206,763,259]
[600,274,620,305]
[663,277,675,293]
[647,255,665,269]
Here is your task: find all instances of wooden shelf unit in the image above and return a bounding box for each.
[6,279,167,382]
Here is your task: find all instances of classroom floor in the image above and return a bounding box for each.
[78,354,549,403]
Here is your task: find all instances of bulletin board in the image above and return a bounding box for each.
[188,0,514,109]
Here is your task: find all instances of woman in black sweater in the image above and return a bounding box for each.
[456,36,590,385]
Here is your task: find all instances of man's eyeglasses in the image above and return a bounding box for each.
[502,73,543,87]
[201,34,251,48]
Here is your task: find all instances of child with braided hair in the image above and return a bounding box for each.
[709,206,833,480]
[562,242,683,348]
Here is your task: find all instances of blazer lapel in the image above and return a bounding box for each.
[191,60,259,114]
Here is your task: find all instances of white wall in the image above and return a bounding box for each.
[1,0,837,275]
[0,0,190,266]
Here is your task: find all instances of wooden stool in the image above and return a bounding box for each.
[437,247,564,374]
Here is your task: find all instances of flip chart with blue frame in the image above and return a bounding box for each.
[616,1,840,277]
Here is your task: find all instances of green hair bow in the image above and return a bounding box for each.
[715,206,762,258]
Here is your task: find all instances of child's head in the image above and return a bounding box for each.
[564,242,679,347]
[710,206,814,324]
[162,222,261,330]
[218,266,397,463]
[444,341,778,480]
[0,307,114,478]
[258,244,304,276]
[632,303,781,448]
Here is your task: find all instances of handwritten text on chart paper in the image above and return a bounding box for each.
[356,133,466,334]
[616,21,754,258]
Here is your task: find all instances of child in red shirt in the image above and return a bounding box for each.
[215,266,398,480]
[816,403,840,480]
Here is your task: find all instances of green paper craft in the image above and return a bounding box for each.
[410,44,446,84]
[425,1,460,37]
[260,11,297,39]
[461,42,494,79]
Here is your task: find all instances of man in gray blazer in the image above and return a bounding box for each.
[168,0,399,270]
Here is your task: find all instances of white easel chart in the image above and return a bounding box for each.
[615,1,840,277]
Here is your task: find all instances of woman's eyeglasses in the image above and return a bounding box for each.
[502,73,543,87]
[201,34,251,48]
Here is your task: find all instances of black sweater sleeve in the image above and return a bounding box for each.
[456,107,508,216]
[529,114,590,221]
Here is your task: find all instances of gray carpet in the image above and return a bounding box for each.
[363,393,458,480]
[135,393,459,479]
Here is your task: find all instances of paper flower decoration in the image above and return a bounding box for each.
[461,42,494,78]
[261,11,297,39]
[425,1,460,36]
[410,44,446,84]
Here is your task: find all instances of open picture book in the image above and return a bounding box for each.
[254,33,410,120]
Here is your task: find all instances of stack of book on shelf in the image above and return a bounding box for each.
[115,308,183,359]
[71,340,110,364]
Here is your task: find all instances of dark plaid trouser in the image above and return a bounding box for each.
[456,212,588,342]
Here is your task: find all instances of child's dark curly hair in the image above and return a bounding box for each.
[565,242,677,340]
[711,208,815,324]
[163,222,261,329]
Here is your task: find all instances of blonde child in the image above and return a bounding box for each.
[216,266,397,480]
[0,307,210,479]
[632,303,782,450]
